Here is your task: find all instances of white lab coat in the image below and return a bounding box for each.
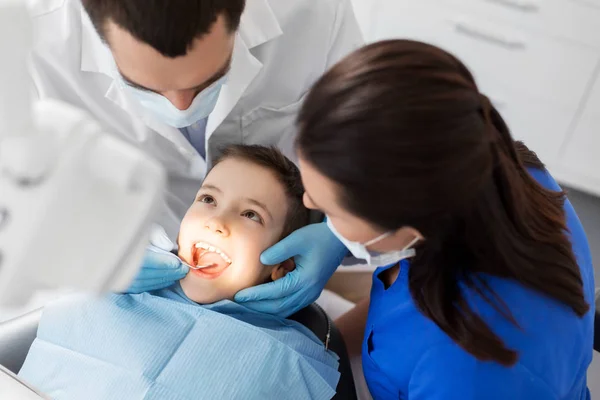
[27,0,363,238]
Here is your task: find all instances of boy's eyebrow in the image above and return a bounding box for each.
[201,184,222,193]
[201,184,273,222]
[245,198,273,222]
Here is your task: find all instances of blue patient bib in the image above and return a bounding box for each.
[19,285,340,400]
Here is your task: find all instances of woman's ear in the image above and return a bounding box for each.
[271,259,296,281]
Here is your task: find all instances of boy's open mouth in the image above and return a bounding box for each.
[191,242,232,279]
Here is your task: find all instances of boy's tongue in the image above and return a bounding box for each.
[196,252,228,270]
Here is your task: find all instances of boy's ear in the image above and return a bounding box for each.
[271,259,296,281]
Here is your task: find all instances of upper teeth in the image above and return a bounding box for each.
[194,242,232,264]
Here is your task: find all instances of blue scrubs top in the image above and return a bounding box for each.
[362,168,596,399]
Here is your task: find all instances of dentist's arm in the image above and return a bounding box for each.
[234,222,347,318]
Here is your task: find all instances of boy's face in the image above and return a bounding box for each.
[178,157,292,304]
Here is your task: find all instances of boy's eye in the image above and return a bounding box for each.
[242,210,263,224]
[199,195,215,205]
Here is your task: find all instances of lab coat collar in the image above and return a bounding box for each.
[79,0,282,149]
[205,0,283,137]
[80,8,114,76]
[237,0,283,49]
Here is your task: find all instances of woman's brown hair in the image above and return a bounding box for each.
[296,40,589,366]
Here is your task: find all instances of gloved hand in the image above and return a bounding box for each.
[234,222,347,318]
[126,225,190,294]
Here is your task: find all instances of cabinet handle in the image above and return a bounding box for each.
[454,22,526,50]
[485,0,540,13]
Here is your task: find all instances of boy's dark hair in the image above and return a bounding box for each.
[214,145,310,238]
[81,0,246,57]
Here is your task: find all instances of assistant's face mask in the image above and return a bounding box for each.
[326,218,419,266]
[116,69,228,128]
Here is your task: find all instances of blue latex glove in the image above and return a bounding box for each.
[126,226,190,294]
[234,222,347,317]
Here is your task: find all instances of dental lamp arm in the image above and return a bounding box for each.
[0,0,167,306]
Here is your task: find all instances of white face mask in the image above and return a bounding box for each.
[326,218,419,266]
[116,69,228,128]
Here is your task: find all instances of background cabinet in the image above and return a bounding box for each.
[351,0,600,196]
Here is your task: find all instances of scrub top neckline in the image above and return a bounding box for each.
[374,258,411,294]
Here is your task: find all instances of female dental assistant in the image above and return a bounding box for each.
[296,40,596,399]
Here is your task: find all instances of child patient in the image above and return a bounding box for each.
[19,145,340,400]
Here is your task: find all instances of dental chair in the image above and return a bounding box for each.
[0,304,357,400]
[290,304,357,400]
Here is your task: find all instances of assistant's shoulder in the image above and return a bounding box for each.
[526,167,595,296]
[526,167,562,192]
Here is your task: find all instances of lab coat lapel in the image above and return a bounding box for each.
[204,36,263,139]
[80,8,113,76]
[206,0,283,139]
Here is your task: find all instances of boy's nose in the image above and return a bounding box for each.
[205,217,229,237]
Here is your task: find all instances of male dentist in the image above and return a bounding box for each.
[28,0,361,316]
